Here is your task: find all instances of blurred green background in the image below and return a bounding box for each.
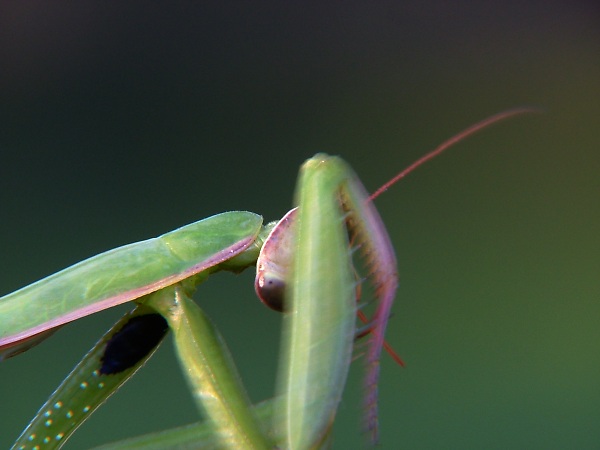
[1,2,598,449]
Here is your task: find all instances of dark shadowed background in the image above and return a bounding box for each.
[1,2,598,449]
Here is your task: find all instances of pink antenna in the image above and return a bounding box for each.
[362,107,540,368]
[370,107,540,201]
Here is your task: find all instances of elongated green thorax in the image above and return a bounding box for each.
[0,211,263,360]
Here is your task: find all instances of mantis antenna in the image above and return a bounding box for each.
[357,107,541,367]
[370,107,540,201]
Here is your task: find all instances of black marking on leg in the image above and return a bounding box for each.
[100,314,168,375]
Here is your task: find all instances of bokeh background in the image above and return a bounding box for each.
[1,2,598,449]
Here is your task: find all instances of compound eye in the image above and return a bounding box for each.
[254,208,297,313]
[256,272,286,312]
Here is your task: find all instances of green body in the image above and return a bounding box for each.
[0,212,263,358]
[2,154,398,449]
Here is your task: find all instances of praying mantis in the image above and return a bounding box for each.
[0,109,533,449]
